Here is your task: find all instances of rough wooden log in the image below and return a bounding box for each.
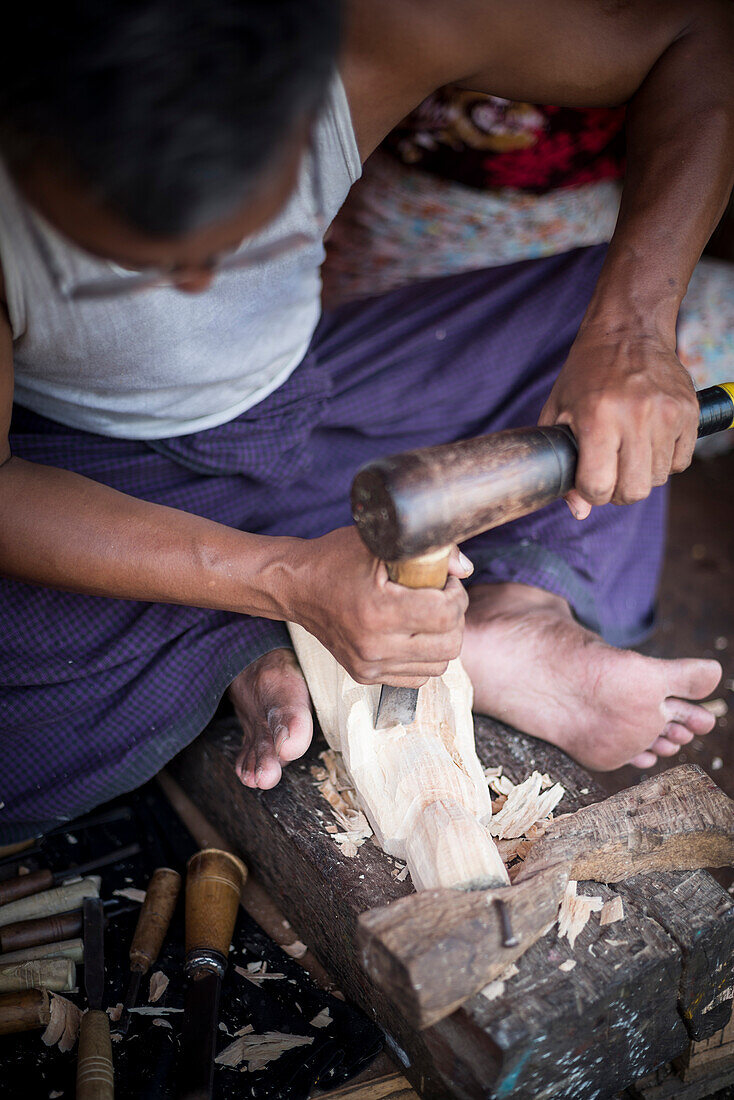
[516,764,734,884]
[288,625,507,891]
[169,715,734,1100]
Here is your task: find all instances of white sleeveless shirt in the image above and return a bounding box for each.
[0,75,361,438]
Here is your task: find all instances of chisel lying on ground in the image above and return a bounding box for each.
[77,896,114,1100]
[0,843,140,906]
[358,764,734,1028]
[350,382,734,728]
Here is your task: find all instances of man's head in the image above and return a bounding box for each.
[0,0,341,288]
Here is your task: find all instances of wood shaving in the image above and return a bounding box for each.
[559,960,577,972]
[395,865,410,882]
[480,979,505,1001]
[600,896,625,926]
[148,970,169,1003]
[282,940,308,959]
[494,837,534,863]
[152,1018,172,1029]
[483,767,515,798]
[107,1003,124,1022]
[41,993,82,1053]
[703,698,728,717]
[112,887,146,904]
[557,880,604,948]
[234,964,286,985]
[310,750,373,857]
[49,1092,64,1098]
[499,962,519,981]
[488,772,565,840]
[17,865,30,876]
[309,1008,332,1029]
[214,1025,314,1072]
[129,1006,183,1015]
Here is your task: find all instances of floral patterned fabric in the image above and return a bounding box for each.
[384,88,626,193]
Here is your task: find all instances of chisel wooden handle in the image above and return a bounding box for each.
[129,867,181,973]
[77,1008,114,1100]
[0,868,54,906]
[184,849,247,959]
[0,938,84,966]
[0,988,51,1035]
[0,909,83,953]
[352,383,734,561]
[0,876,101,928]
[0,957,75,993]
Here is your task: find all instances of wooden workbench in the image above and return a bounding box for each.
[169,714,734,1100]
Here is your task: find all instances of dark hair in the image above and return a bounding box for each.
[0,0,341,235]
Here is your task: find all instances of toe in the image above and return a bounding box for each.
[666,658,722,701]
[662,722,695,746]
[662,697,716,735]
[648,736,681,758]
[255,755,283,790]
[630,750,658,769]
[268,705,313,764]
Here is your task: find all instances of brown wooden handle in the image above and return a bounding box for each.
[352,425,577,561]
[0,910,83,953]
[0,868,54,906]
[0,957,75,993]
[0,988,51,1035]
[184,849,247,959]
[386,547,451,589]
[0,937,84,967]
[0,876,101,928]
[129,867,181,973]
[77,1008,114,1100]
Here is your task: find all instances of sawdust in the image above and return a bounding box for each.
[557,880,604,948]
[41,993,82,1053]
[599,896,625,926]
[310,1008,332,1029]
[214,1024,314,1072]
[488,772,565,840]
[234,962,286,985]
[112,887,146,904]
[148,970,169,1003]
[282,941,308,959]
[310,750,373,857]
[107,1003,124,1022]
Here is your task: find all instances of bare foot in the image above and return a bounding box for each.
[231,648,313,789]
[461,583,722,771]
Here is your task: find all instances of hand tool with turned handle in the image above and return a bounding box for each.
[0,988,52,1036]
[0,956,76,993]
[77,896,114,1100]
[0,898,135,954]
[0,842,140,907]
[114,866,181,1035]
[0,875,101,928]
[177,848,247,1100]
[352,382,734,727]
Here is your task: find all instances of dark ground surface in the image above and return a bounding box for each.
[592,445,734,892]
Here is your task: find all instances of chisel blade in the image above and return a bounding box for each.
[374,684,418,729]
[114,969,142,1036]
[178,969,221,1100]
[82,897,105,1010]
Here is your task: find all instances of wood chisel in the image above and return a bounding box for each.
[115,866,181,1035]
[351,382,734,728]
[0,842,140,906]
[77,896,114,1100]
[0,875,102,928]
[177,848,247,1100]
[0,957,76,993]
[0,898,135,954]
[0,988,52,1036]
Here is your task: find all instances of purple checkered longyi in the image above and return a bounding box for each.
[0,245,666,841]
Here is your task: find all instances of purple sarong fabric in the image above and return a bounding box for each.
[0,245,666,841]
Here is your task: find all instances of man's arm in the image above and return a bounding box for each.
[0,303,467,686]
[342,0,734,510]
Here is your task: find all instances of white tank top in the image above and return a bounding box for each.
[0,75,361,438]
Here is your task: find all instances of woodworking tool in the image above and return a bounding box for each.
[358,763,734,1028]
[0,806,134,874]
[0,937,84,965]
[353,382,734,728]
[0,988,51,1036]
[0,956,75,993]
[77,897,114,1100]
[177,848,247,1100]
[0,874,101,928]
[115,866,181,1035]
[0,898,135,954]
[0,842,140,906]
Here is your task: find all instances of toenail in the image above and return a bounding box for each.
[275,726,289,753]
[255,765,263,781]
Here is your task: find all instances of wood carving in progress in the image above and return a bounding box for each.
[288,623,509,891]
